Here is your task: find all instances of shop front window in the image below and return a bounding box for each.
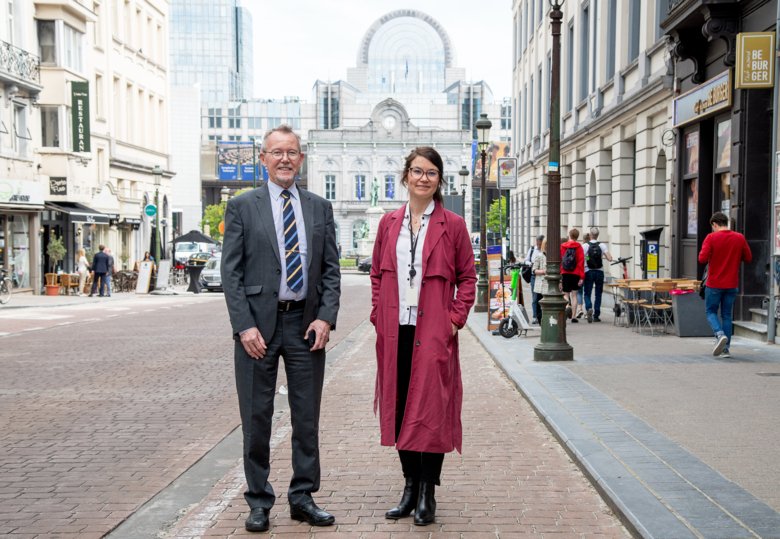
[683,129,699,237]
[0,214,31,289]
[715,118,732,220]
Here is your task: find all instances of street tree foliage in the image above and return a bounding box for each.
[201,187,253,241]
[486,198,508,235]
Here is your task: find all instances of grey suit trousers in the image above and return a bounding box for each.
[234,307,326,509]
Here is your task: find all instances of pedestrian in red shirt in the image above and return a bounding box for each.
[560,228,585,322]
[698,212,752,358]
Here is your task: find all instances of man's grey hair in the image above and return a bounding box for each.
[262,124,302,151]
[589,227,600,239]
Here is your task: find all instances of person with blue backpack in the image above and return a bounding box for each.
[583,227,613,322]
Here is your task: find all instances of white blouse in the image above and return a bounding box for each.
[396,200,435,326]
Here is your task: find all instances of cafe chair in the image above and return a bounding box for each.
[638,280,675,336]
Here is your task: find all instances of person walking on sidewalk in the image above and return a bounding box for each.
[583,227,613,322]
[370,147,476,527]
[532,239,551,319]
[525,234,544,323]
[221,125,341,533]
[698,212,752,358]
[89,245,110,297]
[561,228,585,322]
[76,248,89,296]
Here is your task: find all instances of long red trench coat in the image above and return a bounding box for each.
[370,202,476,453]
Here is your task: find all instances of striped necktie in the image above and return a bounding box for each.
[280,189,303,292]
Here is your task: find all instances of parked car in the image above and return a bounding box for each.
[175,242,219,265]
[188,252,212,266]
[198,254,223,291]
[358,256,372,273]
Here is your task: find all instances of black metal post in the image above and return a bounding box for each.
[534,1,573,361]
[474,114,492,312]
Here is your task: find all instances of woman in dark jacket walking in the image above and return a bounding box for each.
[370,147,476,526]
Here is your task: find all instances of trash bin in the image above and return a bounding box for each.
[672,291,711,336]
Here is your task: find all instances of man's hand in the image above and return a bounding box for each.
[240,327,267,360]
[305,319,331,351]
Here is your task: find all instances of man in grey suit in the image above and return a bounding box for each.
[221,125,341,533]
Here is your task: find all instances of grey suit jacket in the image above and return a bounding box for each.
[221,183,341,342]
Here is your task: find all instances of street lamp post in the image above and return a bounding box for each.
[534,0,573,361]
[152,165,162,265]
[474,113,492,313]
[458,165,469,219]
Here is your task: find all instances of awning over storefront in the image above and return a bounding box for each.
[45,202,111,224]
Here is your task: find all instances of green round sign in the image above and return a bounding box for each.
[144,204,157,217]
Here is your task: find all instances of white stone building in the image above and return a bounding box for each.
[511,0,674,279]
[36,0,172,275]
[0,0,44,292]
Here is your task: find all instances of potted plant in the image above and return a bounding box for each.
[45,235,66,296]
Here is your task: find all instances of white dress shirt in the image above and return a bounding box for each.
[267,181,308,301]
[396,200,435,326]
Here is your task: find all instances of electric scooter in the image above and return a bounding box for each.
[498,262,532,338]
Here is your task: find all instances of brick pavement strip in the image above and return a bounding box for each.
[165,317,629,537]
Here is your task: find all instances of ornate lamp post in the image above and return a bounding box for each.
[152,165,162,264]
[534,0,573,361]
[474,113,492,312]
[458,165,470,219]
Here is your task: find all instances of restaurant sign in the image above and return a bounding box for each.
[736,32,775,89]
[71,81,91,153]
[674,71,732,127]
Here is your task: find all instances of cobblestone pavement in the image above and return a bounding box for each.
[165,276,629,537]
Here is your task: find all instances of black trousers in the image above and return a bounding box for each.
[234,307,326,509]
[396,325,444,485]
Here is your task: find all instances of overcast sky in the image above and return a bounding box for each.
[245,0,513,101]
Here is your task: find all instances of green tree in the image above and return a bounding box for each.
[200,188,253,241]
[486,198,508,236]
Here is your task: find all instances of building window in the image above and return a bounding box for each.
[325,175,336,200]
[715,118,732,219]
[579,3,589,102]
[606,0,616,80]
[566,22,574,111]
[629,0,641,63]
[208,108,222,129]
[529,76,534,138]
[444,175,456,195]
[354,174,366,200]
[13,103,29,156]
[37,20,56,63]
[385,174,395,199]
[228,107,241,129]
[40,106,60,147]
[536,67,542,137]
[63,23,84,72]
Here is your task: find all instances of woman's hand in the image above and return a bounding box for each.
[451,322,458,336]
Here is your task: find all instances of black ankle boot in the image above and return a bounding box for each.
[385,477,419,519]
[413,482,436,526]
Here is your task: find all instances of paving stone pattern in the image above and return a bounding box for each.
[166,315,630,537]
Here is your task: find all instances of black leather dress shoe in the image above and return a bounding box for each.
[290,499,335,526]
[245,507,270,532]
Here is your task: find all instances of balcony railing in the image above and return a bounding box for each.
[0,40,40,85]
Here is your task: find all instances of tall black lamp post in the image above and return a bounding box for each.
[534,0,573,361]
[152,165,162,264]
[474,113,492,312]
[458,165,469,219]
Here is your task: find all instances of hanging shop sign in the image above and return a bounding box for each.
[0,179,45,207]
[71,81,91,153]
[736,32,775,89]
[674,71,732,127]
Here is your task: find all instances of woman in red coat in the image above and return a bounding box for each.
[370,147,476,526]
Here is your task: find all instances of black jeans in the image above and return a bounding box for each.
[395,325,444,485]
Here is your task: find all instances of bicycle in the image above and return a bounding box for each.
[0,268,11,305]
